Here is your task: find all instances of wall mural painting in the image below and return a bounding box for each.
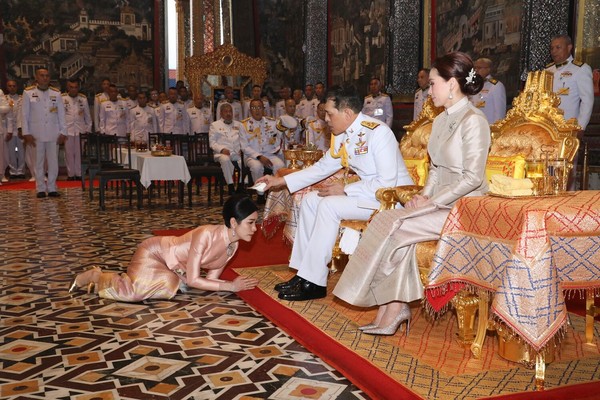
[435,0,522,98]
[257,0,305,102]
[329,0,389,97]
[2,0,154,99]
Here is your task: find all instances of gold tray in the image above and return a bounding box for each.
[486,191,576,199]
[151,150,172,157]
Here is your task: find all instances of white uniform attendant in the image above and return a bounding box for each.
[21,85,66,193]
[303,116,330,152]
[187,106,213,134]
[243,99,271,119]
[209,119,243,185]
[129,105,158,144]
[413,87,429,120]
[294,102,307,119]
[545,55,594,130]
[275,99,286,118]
[6,93,26,177]
[123,97,138,111]
[362,93,393,127]
[279,115,303,148]
[63,92,92,178]
[298,98,319,118]
[239,116,285,181]
[284,113,413,287]
[0,91,11,181]
[469,75,506,124]
[158,100,189,134]
[93,92,109,131]
[216,100,243,122]
[99,99,129,136]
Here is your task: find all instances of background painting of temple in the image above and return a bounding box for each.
[436,0,522,97]
[330,0,389,96]
[3,0,154,98]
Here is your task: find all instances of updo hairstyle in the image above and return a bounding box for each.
[432,52,484,96]
[222,195,258,227]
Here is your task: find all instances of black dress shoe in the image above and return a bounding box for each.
[37,192,47,198]
[274,275,303,292]
[48,192,60,197]
[278,279,326,301]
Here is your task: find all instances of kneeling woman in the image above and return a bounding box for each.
[70,195,259,301]
[333,52,490,336]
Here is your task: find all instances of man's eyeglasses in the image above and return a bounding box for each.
[250,106,263,110]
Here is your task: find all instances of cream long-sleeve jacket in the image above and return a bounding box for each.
[422,97,490,206]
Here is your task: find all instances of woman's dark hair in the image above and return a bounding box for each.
[432,52,484,96]
[222,195,258,227]
[325,85,363,113]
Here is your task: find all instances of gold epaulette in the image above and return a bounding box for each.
[545,62,555,68]
[361,120,380,130]
[380,93,389,97]
[489,78,498,85]
[78,93,87,98]
[364,94,373,99]
[241,117,251,124]
[265,116,275,121]
[415,87,421,93]
[161,100,169,104]
[25,85,36,91]
[95,92,104,97]
[573,60,584,67]
[50,86,60,92]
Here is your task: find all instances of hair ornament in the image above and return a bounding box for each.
[465,68,476,85]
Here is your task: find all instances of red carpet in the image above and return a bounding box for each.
[152,227,600,399]
[0,179,98,190]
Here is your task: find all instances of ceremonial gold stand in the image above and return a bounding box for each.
[495,321,555,390]
[283,149,323,169]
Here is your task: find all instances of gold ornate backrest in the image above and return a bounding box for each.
[184,44,267,101]
[400,97,444,159]
[490,70,580,162]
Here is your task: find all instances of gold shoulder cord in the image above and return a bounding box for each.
[329,134,349,184]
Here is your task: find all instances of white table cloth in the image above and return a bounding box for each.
[123,150,191,188]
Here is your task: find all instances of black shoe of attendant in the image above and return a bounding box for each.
[37,192,47,198]
[48,192,60,198]
[274,275,303,292]
[278,278,326,301]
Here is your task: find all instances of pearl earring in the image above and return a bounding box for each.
[232,228,236,237]
[448,89,453,100]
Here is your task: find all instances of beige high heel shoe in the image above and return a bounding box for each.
[68,266,101,294]
[362,305,411,336]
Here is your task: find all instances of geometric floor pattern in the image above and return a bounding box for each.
[0,185,366,399]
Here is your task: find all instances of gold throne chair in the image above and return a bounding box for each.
[372,70,579,388]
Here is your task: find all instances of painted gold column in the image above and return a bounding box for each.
[176,0,186,81]
[191,0,203,55]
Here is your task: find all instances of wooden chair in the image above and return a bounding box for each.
[374,70,580,360]
[92,135,143,210]
[186,133,225,206]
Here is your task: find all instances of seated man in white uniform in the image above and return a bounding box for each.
[209,103,243,195]
[240,99,285,203]
[257,85,412,301]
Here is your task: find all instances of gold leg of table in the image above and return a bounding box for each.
[451,291,479,345]
[535,353,545,391]
[585,288,597,344]
[470,291,489,358]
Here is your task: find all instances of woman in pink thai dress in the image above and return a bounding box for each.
[69,195,259,301]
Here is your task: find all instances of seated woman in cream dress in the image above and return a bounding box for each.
[333,52,490,336]
[69,195,259,301]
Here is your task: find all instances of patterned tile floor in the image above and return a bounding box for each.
[0,185,367,399]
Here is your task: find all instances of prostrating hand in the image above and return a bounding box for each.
[317,181,345,197]
[221,149,231,156]
[257,155,273,168]
[231,276,259,292]
[256,175,286,191]
[405,194,430,209]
